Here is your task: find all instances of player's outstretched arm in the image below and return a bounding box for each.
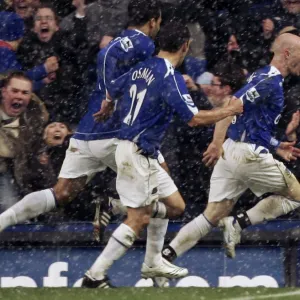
[202,116,233,167]
[202,96,236,167]
[188,96,243,127]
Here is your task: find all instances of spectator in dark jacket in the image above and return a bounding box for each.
[14,121,72,194]
[15,120,105,221]
[265,0,300,32]
[17,3,89,123]
[0,11,58,90]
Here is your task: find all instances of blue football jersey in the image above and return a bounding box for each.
[74,29,155,140]
[227,65,284,151]
[118,57,199,158]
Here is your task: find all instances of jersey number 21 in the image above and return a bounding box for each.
[123,84,147,126]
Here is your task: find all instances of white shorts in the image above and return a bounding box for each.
[208,138,296,203]
[158,164,178,199]
[115,140,177,208]
[59,138,118,182]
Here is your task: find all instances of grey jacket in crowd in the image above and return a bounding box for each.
[60,0,130,49]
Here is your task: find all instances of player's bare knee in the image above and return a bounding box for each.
[172,202,185,217]
[204,210,223,225]
[162,192,185,217]
[128,206,151,225]
[204,201,233,225]
[125,210,150,234]
[141,214,151,226]
[52,188,71,206]
[178,200,186,214]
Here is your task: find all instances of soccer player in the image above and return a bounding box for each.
[0,0,162,240]
[82,22,243,288]
[160,33,300,266]
[0,0,193,288]
[219,111,300,258]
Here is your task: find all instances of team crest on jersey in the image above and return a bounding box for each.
[120,37,134,52]
[245,87,260,102]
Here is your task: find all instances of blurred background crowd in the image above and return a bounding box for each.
[0,0,300,224]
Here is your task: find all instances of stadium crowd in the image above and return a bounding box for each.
[0,0,300,225]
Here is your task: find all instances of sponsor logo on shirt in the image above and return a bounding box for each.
[120,37,134,52]
[245,87,260,102]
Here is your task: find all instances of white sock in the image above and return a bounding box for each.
[0,189,56,231]
[247,195,300,226]
[170,214,212,257]
[89,223,136,280]
[144,218,169,267]
[152,202,167,218]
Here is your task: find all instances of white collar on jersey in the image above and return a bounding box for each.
[133,29,147,36]
[269,65,282,77]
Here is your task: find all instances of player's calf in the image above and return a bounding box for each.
[125,205,152,235]
[162,190,185,219]
[220,195,300,258]
[204,200,234,225]
[53,177,87,206]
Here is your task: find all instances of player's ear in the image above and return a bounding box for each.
[284,49,290,60]
[182,41,190,54]
[1,86,7,97]
[149,18,156,29]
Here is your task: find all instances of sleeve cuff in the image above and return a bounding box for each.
[270,137,281,151]
[157,151,165,164]
[26,64,47,81]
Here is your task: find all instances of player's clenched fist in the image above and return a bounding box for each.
[44,56,59,73]
[227,96,243,115]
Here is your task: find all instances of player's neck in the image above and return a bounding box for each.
[157,51,180,68]
[270,58,289,78]
[127,25,148,36]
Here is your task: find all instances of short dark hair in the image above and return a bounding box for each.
[212,62,246,93]
[128,0,161,27]
[2,71,32,88]
[157,22,190,53]
[34,2,59,24]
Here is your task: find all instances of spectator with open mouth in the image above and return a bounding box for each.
[0,11,59,90]
[0,71,46,212]
[12,0,36,20]
[44,122,71,147]
[17,3,90,124]
[14,120,104,221]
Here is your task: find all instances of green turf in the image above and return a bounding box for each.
[0,288,299,300]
